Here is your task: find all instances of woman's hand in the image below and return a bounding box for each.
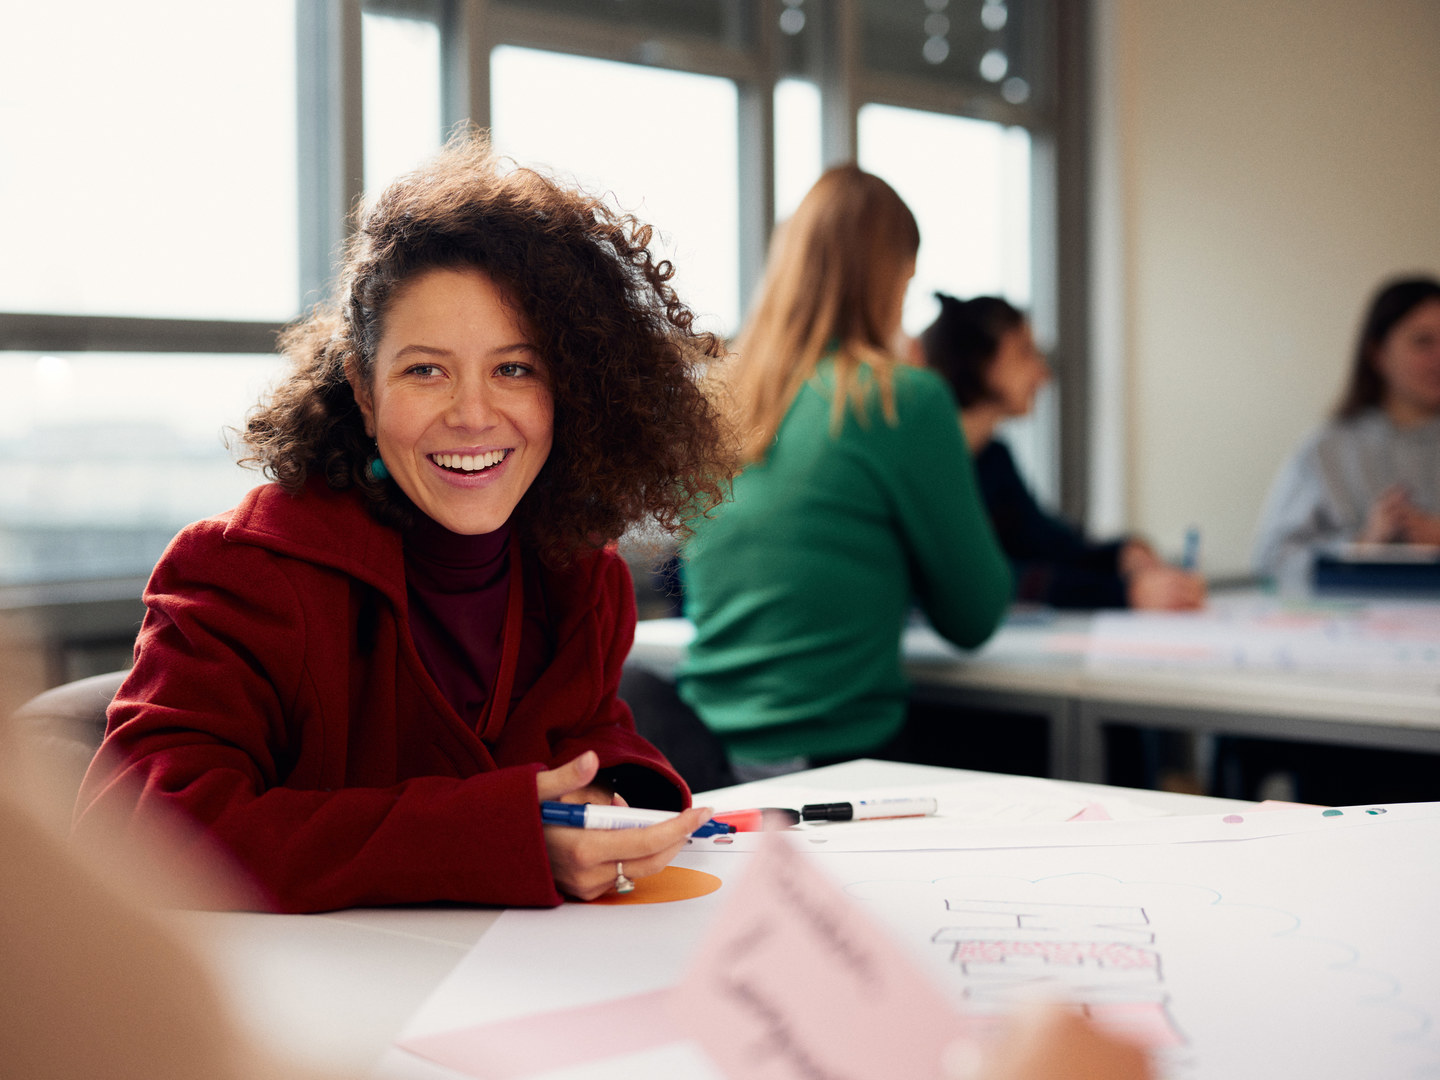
[947,1005,1154,1080]
[1126,565,1206,610]
[1117,538,1164,578]
[1393,501,1440,545]
[536,751,712,901]
[1359,485,1413,543]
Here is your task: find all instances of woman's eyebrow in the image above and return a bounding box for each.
[390,343,451,360]
[388,341,538,360]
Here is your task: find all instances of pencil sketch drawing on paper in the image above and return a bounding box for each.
[933,898,1184,1049]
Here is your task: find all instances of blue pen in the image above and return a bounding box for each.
[1181,526,1201,571]
[540,801,734,838]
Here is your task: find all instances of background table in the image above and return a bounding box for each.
[629,596,1440,790]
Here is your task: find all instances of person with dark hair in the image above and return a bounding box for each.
[678,167,1011,776]
[1253,275,1440,578]
[921,293,1204,610]
[73,133,734,911]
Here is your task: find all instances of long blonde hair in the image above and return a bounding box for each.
[726,164,920,463]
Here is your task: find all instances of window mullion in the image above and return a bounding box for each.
[818,0,859,166]
[442,0,494,132]
[0,314,286,355]
[297,0,366,307]
[736,1,778,319]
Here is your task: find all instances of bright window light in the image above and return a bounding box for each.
[0,0,299,321]
[775,78,823,223]
[0,352,287,584]
[858,103,1031,336]
[363,11,444,191]
[490,46,741,337]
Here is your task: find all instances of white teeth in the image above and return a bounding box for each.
[433,450,506,472]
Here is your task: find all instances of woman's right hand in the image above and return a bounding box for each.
[536,751,711,901]
[1126,565,1206,610]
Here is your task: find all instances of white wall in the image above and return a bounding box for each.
[1092,0,1440,577]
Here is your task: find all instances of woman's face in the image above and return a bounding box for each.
[352,266,554,535]
[1375,298,1440,423]
[985,321,1051,417]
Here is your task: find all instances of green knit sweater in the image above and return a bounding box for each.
[678,359,1012,762]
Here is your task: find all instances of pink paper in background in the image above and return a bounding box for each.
[667,832,978,1080]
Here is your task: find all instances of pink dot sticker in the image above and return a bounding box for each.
[1223,814,1244,824]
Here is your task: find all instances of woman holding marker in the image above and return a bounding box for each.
[678,165,1012,775]
[920,293,1205,610]
[1253,275,1440,579]
[74,133,733,910]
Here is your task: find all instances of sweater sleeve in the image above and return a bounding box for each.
[74,524,565,913]
[977,440,1128,608]
[882,370,1013,648]
[1252,435,1338,578]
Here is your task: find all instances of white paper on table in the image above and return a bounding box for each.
[704,776,1168,831]
[382,802,1440,1080]
[685,800,1414,854]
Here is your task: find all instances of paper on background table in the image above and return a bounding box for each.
[382,802,1440,1080]
[1086,597,1440,677]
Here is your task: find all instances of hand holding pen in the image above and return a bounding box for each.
[535,751,716,901]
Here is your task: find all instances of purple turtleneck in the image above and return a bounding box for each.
[403,516,549,731]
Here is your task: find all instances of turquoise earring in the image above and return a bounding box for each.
[367,444,390,481]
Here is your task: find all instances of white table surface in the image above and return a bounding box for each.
[170,759,1253,1075]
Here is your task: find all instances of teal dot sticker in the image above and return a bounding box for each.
[1322,809,1343,817]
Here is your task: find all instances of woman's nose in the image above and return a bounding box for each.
[445,380,496,429]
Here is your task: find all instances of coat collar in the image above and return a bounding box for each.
[222,478,407,606]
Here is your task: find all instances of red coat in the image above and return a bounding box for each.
[74,480,687,912]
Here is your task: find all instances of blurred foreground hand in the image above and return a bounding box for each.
[946,1005,1156,1080]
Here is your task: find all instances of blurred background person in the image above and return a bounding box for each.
[921,292,1205,610]
[1253,275,1440,579]
[678,165,1011,780]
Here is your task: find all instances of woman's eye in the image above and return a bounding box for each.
[496,362,533,378]
[405,363,441,378]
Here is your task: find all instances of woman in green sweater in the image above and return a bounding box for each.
[678,165,1012,774]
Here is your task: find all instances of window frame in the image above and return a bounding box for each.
[0,0,1089,605]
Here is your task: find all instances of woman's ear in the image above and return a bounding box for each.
[345,358,377,438]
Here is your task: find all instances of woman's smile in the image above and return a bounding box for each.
[430,449,510,474]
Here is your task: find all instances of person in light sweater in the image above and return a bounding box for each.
[1253,275,1440,579]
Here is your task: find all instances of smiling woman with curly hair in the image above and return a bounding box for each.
[75,133,735,912]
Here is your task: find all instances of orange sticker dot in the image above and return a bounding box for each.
[585,865,723,905]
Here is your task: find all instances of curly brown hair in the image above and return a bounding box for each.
[241,131,734,565]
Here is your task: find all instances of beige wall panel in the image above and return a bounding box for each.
[1105,0,1440,575]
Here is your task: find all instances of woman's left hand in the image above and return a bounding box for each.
[1395,504,1440,546]
[536,751,712,901]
